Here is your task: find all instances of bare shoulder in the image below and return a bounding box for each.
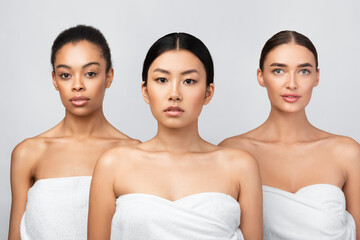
[320,134,359,155]
[217,146,259,173]
[328,135,360,164]
[102,129,141,148]
[116,138,141,147]
[218,131,257,151]
[94,144,141,173]
[107,125,142,146]
[11,137,48,168]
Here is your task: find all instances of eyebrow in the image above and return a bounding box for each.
[181,69,199,75]
[153,68,170,74]
[298,63,313,68]
[269,63,287,67]
[153,68,199,75]
[269,62,314,68]
[55,62,100,69]
[82,62,100,68]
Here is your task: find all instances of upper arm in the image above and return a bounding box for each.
[8,140,36,240]
[88,149,120,240]
[234,151,263,240]
[341,139,360,239]
[239,154,263,239]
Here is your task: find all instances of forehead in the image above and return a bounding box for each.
[265,43,316,66]
[55,40,104,64]
[149,50,205,73]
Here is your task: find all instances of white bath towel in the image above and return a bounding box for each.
[263,184,356,240]
[110,192,243,240]
[20,176,92,240]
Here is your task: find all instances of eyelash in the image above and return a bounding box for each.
[272,69,311,75]
[272,69,283,74]
[156,77,168,83]
[59,73,70,79]
[299,69,310,75]
[156,78,197,85]
[59,72,97,79]
[86,72,97,77]
[183,79,196,84]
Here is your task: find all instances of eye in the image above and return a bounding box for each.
[60,73,70,79]
[272,69,283,74]
[183,79,196,85]
[299,69,310,75]
[86,72,97,77]
[156,78,168,83]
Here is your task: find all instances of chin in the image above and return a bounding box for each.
[278,106,306,113]
[66,108,96,117]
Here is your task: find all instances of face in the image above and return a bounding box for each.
[52,40,113,117]
[142,50,214,129]
[257,43,319,113]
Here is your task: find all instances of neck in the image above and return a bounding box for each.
[153,121,205,154]
[261,107,315,143]
[60,107,109,138]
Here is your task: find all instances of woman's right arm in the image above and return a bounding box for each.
[8,140,36,240]
[88,149,119,240]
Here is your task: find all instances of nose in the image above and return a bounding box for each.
[168,81,182,101]
[286,72,298,90]
[72,75,85,92]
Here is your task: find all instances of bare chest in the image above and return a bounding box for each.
[34,141,115,180]
[248,143,345,191]
[115,153,238,201]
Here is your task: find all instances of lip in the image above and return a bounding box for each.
[281,94,300,103]
[70,96,90,107]
[164,106,184,117]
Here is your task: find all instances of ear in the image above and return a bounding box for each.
[257,68,266,87]
[52,71,59,90]
[105,68,114,88]
[141,81,150,104]
[203,83,215,105]
[314,68,320,87]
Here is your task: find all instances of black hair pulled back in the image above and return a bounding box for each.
[51,25,112,72]
[142,32,214,86]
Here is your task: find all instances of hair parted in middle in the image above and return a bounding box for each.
[259,30,318,71]
[142,32,214,87]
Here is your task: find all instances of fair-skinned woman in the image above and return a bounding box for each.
[9,25,139,240]
[88,32,263,240]
[220,30,360,240]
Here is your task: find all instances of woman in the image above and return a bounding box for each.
[8,25,139,240]
[220,30,360,239]
[88,32,263,240]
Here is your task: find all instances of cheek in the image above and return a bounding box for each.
[57,84,70,99]
[88,80,106,98]
[146,87,166,117]
[301,83,316,101]
[264,81,281,98]
[94,83,106,95]
[186,89,207,110]
[147,86,164,104]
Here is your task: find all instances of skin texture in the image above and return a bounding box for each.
[8,40,140,240]
[220,43,360,239]
[88,50,263,240]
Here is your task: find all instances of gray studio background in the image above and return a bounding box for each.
[1,0,359,237]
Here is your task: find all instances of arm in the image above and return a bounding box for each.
[8,141,36,240]
[236,152,263,240]
[88,150,118,240]
[342,140,360,240]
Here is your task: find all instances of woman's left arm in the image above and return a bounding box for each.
[88,150,118,240]
[234,150,263,240]
[342,138,360,240]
